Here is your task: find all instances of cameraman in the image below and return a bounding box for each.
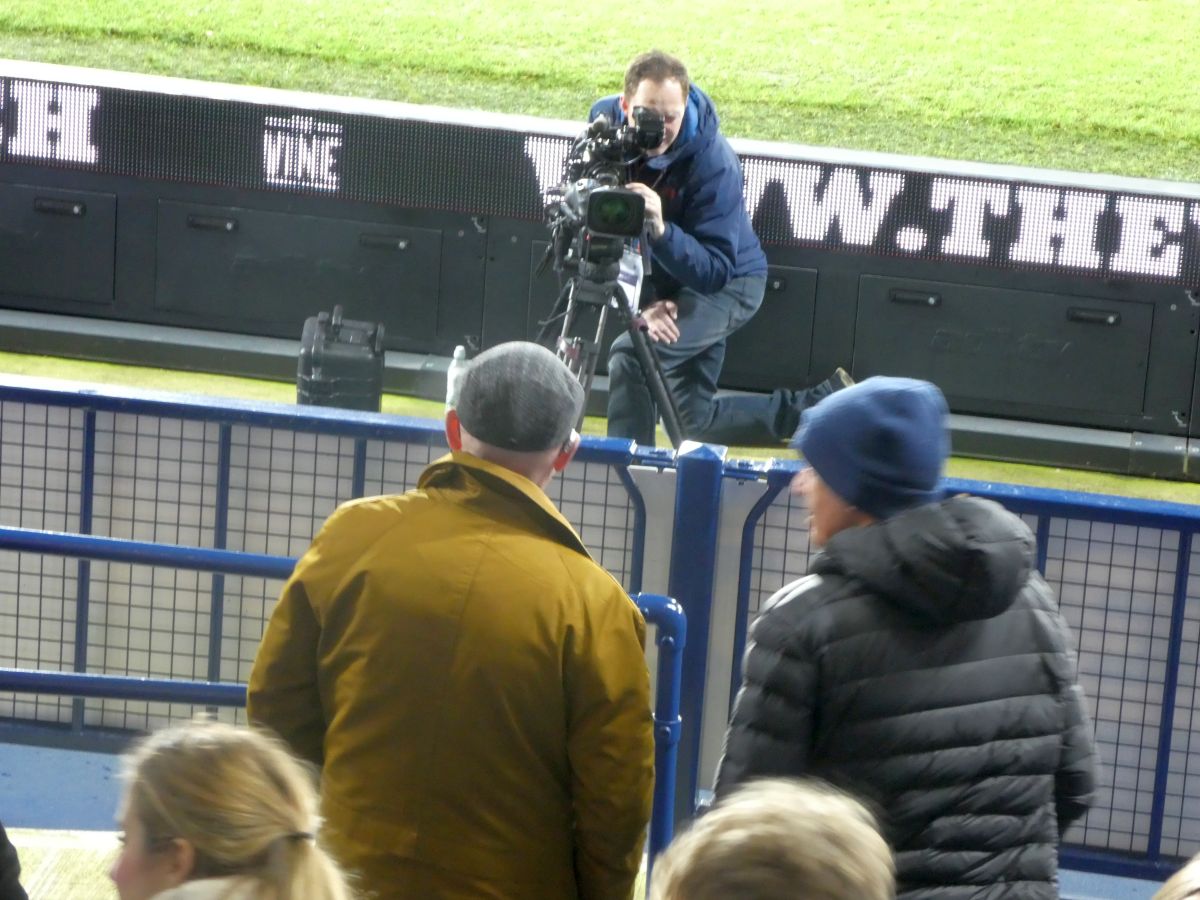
[594,51,851,447]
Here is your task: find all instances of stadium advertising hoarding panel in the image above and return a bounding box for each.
[3,70,1200,285]
[1,62,1198,454]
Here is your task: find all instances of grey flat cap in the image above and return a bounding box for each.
[455,342,584,452]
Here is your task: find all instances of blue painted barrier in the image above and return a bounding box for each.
[635,592,687,880]
[2,374,1199,881]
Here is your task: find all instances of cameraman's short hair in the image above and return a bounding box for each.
[649,779,895,900]
[624,51,690,99]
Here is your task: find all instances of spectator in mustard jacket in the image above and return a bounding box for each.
[248,341,655,900]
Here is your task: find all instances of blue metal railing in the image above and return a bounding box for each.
[0,526,295,579]
[0,525,686,882]
[666,442,725,828]
[0,666,247,707]
[635,592,686,883]
[0,374,649,588]
[4,374,1200,882]
[945,477,1200,881]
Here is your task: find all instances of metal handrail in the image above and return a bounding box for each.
[0,667,246,706]
[634,592,686,878]
[0,525,295,579]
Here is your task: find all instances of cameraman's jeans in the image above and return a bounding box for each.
[606,274,834,446]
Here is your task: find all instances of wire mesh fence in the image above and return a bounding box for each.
[736,478,1200,867]
[3,379,1200,876]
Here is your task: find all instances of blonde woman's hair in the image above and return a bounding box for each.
[649,778,895,900]
[119,720,352,900]
[1155,854,1200,900]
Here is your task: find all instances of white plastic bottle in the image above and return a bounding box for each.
[445,345,468,412]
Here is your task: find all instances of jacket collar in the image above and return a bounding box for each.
[419,452,591,558]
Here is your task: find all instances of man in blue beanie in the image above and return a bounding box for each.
[715,377,1097,900]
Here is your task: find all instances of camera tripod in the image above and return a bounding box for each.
[540,273,685,450]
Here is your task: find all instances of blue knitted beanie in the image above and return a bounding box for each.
[791,377,949,520]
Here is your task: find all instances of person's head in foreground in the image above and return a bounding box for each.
[1155,853,1200,900]
[791,376,949,547]
[649,778,895,900]
[446,340,584,488]
[110,720,351,900]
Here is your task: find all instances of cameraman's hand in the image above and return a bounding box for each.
[627,183,665,240]
[642,300,680,343]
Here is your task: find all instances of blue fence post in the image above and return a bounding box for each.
[207,423,233,683]
[635,592,687,890]
[667,441,725,828]
[1147,529,1194,860]
[730,474,788,706]
[351,437,368,499]
[617,465,648,595]
[1035,513,1051,575]
[71,409,97,731]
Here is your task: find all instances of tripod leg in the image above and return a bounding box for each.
[577,304,609,429]
[555,278,609,432]
[628,322,686,450]
[536,280,573,347]
[554,283,586,378]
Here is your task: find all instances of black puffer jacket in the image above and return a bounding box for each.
[0,822,26,900]
[715,496,1097,899]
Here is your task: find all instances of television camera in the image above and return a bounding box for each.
[538,106,685,447]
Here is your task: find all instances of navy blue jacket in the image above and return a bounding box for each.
[590,86,767,301]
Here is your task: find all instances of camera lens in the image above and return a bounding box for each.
[587,190,643,237]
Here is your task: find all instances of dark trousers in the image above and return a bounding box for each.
[606,274,833,446]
